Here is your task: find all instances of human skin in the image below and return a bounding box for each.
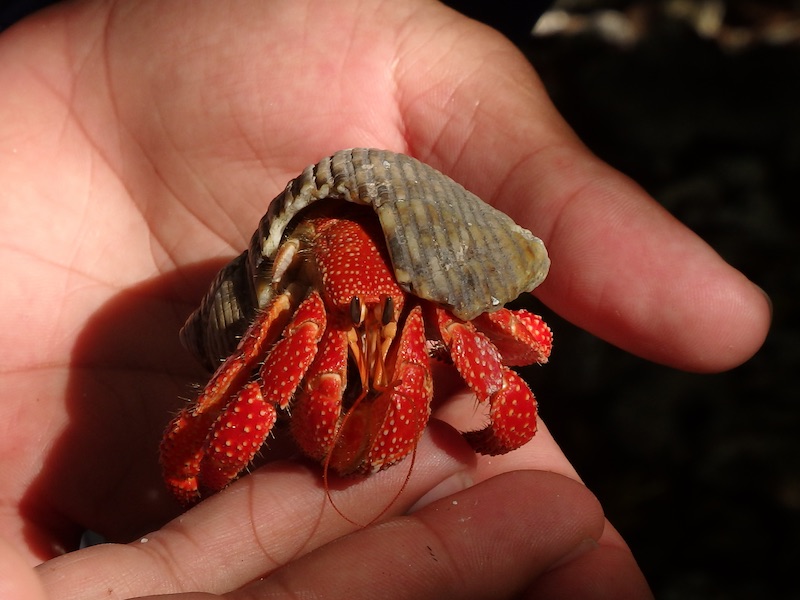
[0,0,769,598]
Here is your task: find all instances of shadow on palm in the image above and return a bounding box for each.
[20,259,226,557]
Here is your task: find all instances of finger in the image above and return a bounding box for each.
[523,520,653,599]
[526,160,770,374]
[0,537,48,600]
[410,417,580,512]
[392,5,770,371]
[36,427,473,599]
[237,471,625,600]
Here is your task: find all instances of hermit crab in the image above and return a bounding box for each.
[160,148,553,505]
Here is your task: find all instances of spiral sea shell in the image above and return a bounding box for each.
[181,148,550,369]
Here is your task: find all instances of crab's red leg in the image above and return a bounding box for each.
[160,291,295,504]
[472,308,552,366]
[197,291,327,495]
[290,323,349,464]
[431,306,538,456]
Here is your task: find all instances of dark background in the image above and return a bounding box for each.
[4,1,798,598]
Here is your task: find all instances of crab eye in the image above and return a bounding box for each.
[349,296,363,325]
[381,296,395,326]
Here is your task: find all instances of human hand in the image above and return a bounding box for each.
[0,0,769,598]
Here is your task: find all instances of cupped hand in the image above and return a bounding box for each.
[0,0,768,598]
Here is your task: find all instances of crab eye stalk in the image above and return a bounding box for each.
[381,296,395,326]
[349,296,363,325]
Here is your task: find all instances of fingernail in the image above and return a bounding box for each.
[408,471,475,513]
[548,537,599,571]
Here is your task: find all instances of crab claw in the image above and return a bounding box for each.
[292,305,433,475]
[431,306,539,455]
[356,305,432,473]
[461,368,537,455]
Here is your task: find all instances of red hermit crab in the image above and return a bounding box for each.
[160,149,553,505]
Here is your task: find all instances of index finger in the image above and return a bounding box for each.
[391,10,770,371]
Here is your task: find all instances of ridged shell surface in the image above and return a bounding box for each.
[181,148,550,369]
